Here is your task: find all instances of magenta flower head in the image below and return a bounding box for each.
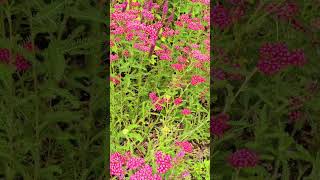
[155,151,172,174]
[181,108,191,115]
[191,75,206,85]
[257,42,290,75]
[149,92,158,101]
[176,141,193,153]
[144,0,153,11]
[110,152,127,179]
[162,0,169,17]
[0,48,11,63]
[212,4,231,30]
[130,164,155,180]
[288,49,306,66]
[15,54,31,72]
[227,149,259,169]
[173,97,183,105]
[126,157,145,170]
[210,113,230,137]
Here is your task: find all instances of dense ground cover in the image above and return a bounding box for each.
[0,0,107,179]
[110,0,210,179]
[212,0,320,179]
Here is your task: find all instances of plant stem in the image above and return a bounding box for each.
[272,160,280,180]
[223,67,257,113]
[235,169,240,180]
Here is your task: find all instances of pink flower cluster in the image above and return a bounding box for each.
[155,44,172,61]
[192,50,210,62]
[210,113,231,137]
[149,92,192,115]
[162,27,179,38]
[171,63,186,71]
[126,157,145,170]
[257,42,306,75]
[155,151,173,174]
[0,48,10,63]
[227,149,259,168]
[110,152,127,179]
[130,165,162,180]
[15,55,31,72]
[175,14,206,31]
[0,44,32,72]
[149,92,166,111]
[111,143,193,179]
[181,108,191,115]
[212,3,246,30]
[110,151,159,180]
[175,141,193,153]
[111,3,164,56]
[212,5,231,29]
[110,54,119,63]
[173,97,183,105]
[191,75,206,86]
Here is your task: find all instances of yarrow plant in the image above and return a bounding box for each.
[110,0,209,179]
[212,0,320,179]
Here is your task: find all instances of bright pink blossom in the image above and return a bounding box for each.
[191,75,206,85]
[181,108,191,115]
[171,63,186,71]
[176,141,193,153]
[173,97,183,105]
[126,157,145,170]
[110,152,126,179]
[130,164,160,180]
[155,151,172,174]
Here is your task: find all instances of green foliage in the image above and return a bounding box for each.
[0,0,107,179]
[110,0,209,179]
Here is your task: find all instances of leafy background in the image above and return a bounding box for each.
[0,0,108,179]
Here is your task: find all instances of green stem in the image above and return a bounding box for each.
[223,67,257,113]
[234,169,240,180]
[272,160,280,180]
